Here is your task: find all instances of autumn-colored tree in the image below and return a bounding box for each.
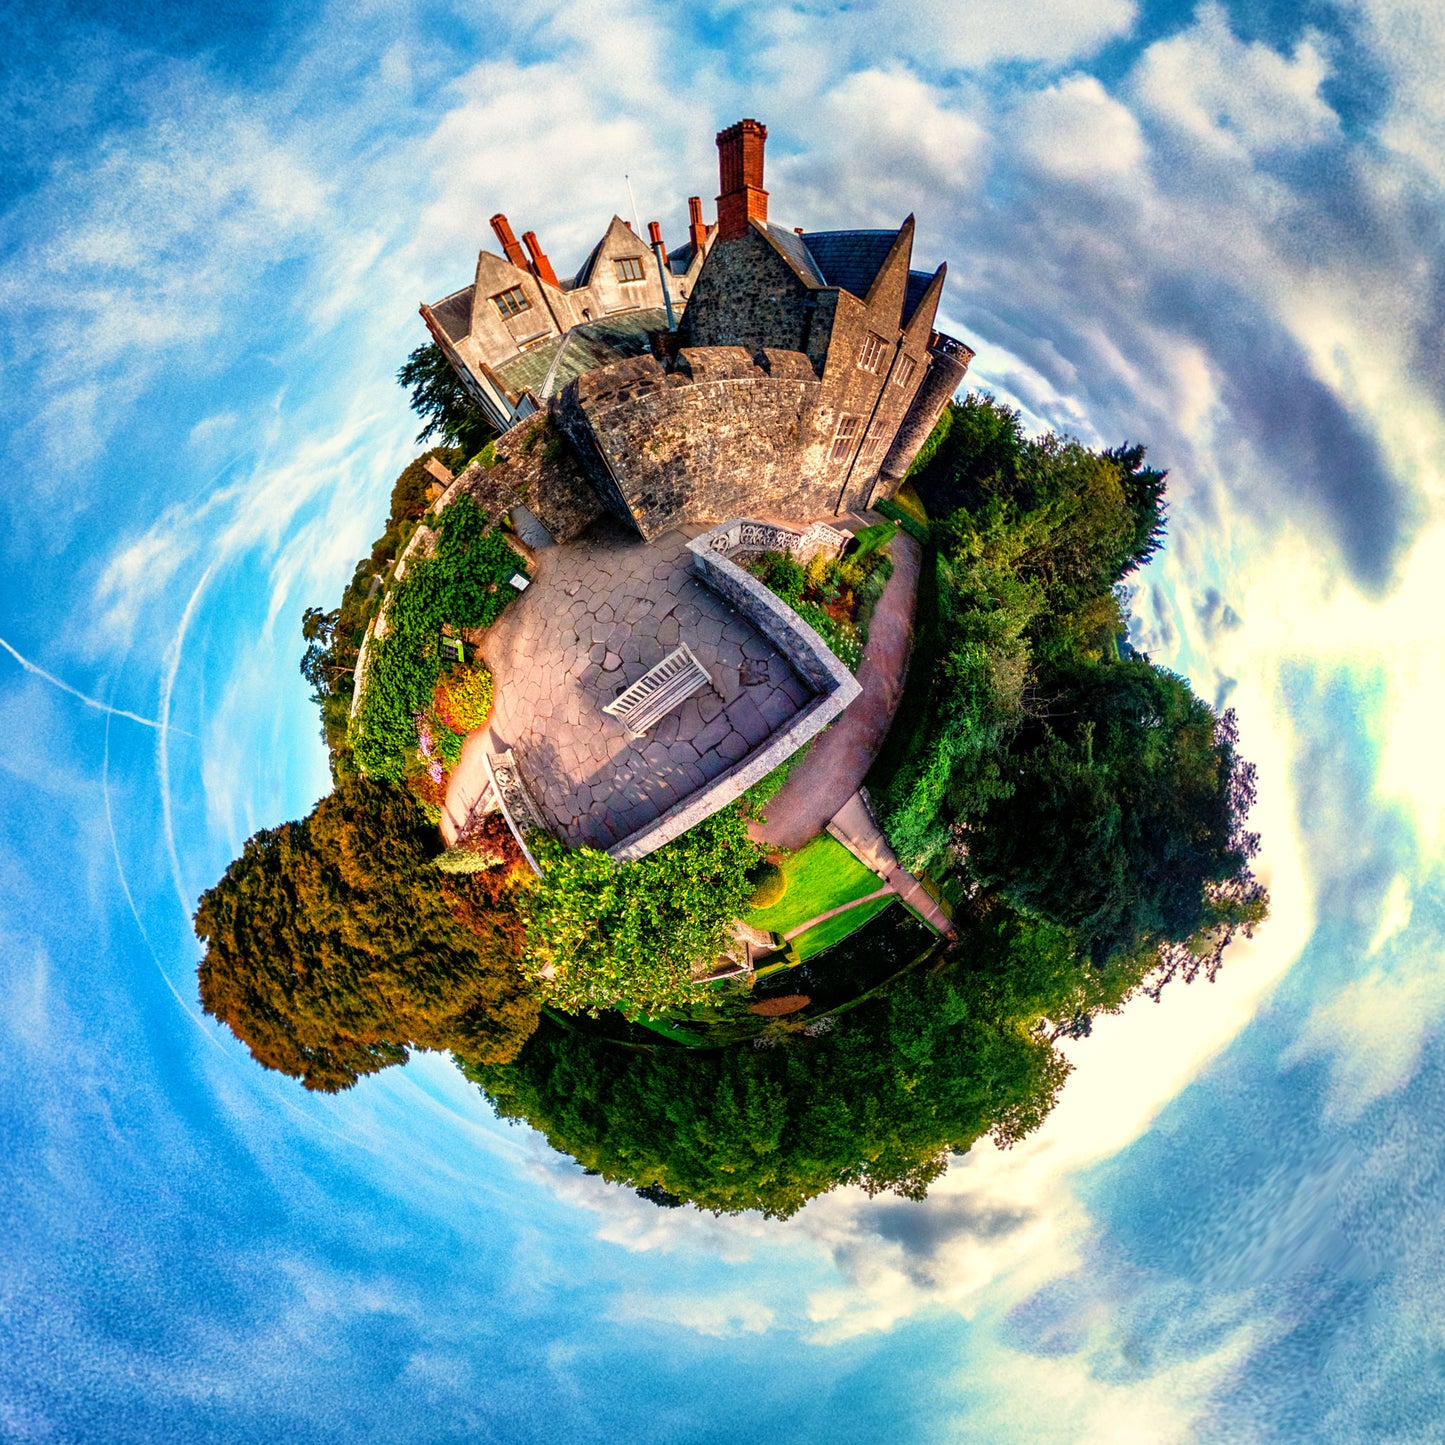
[195,776,537,1090]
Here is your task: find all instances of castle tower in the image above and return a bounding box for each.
[715,119,769,241]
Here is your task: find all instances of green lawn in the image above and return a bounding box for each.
[792,895,893,960]
[746,834,881,935]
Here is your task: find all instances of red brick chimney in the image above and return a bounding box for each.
[489,213,528,270]
[715,119,768,241]
[688,196,708,253]
[647,220,668,267]
[521,230,559,288]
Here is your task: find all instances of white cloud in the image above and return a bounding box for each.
[1015,74,1146,183]
[1134,4,1339,158]
[892,0,1138,70]
[610,1291,775,1339]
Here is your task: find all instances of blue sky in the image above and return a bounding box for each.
[3,0,1445,1439]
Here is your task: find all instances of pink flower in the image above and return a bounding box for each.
[428,760,444,785]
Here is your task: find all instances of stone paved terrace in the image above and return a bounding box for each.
[478,519,814,851]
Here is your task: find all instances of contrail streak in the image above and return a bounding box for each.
[0,635,193,735]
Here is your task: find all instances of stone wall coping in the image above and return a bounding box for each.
[603,518,862,862]
[685,519,861,698]
[606,692,848,863]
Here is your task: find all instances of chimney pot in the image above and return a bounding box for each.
[489,213,529,271]
[521,229,559,289]
[687,196,708,254]
[714,118,769,242]
[646,220,668,267]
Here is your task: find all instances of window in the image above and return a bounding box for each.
[894,354,917,388]
[492,286,531,319]
[614,256,646,283]
[830,416,861,463]
[858,332,887,373]
[862,421,888,460]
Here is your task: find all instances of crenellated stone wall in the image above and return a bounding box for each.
[554,347,890,540]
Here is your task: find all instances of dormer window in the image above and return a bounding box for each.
[492,286,531,319]
[895,354,917,388]
[615,256,646,283]
[858,332,887,373]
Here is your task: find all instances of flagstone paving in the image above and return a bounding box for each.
[473,518,814,851]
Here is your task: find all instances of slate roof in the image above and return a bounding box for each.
[666,240,698,275]
[763,224,827,287]
[493,308,669,399]
[429,286,474,343]
[903,269,936,324]
[800,229,900,299]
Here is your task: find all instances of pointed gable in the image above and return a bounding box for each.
[571,215,651,288]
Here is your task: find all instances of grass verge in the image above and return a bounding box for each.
[745,834,880,935]
[793,895,893,960]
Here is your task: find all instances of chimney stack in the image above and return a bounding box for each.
[647,220,668,267]
[715,118,768,242]
[688,196,708,253]
[521,230,559,288]
[490,213,528,271]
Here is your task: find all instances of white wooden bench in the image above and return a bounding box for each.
[603,644,712,737]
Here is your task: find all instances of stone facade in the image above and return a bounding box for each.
[422,211,714,429]
[422,114,974,540]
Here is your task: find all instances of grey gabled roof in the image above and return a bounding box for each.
[903,269,936,325]
[428,286,474,343]
[800,229,899,300]
[763,224,827,287]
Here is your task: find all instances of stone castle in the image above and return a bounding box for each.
[420,118,973,541]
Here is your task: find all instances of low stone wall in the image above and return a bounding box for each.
[685,521,861,698]
[605,520,862,863]
[607,692,846,863]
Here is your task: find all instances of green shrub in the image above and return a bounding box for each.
[525,811,762,1015]
[874,496,930,544]
[436,848,493,874]
[350,497,524,780]
[749,863,787,908]
[850,521,898,560]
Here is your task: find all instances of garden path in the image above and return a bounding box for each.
[824,790,955,939]
[780,884,893,942]
[749,531,922,851]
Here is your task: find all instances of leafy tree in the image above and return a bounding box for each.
[195,776,537,1090]
[466,930,1069,1218]
[968,657,1264,966]
[398,342,496,457]
[525,811,761,1015]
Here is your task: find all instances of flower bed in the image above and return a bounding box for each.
[350,495,518,781]
[739,529,894,674]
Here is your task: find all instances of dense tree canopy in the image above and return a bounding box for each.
[195,776,536,1090]
[468,910,1069,1218]
[968,657,1263,964]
